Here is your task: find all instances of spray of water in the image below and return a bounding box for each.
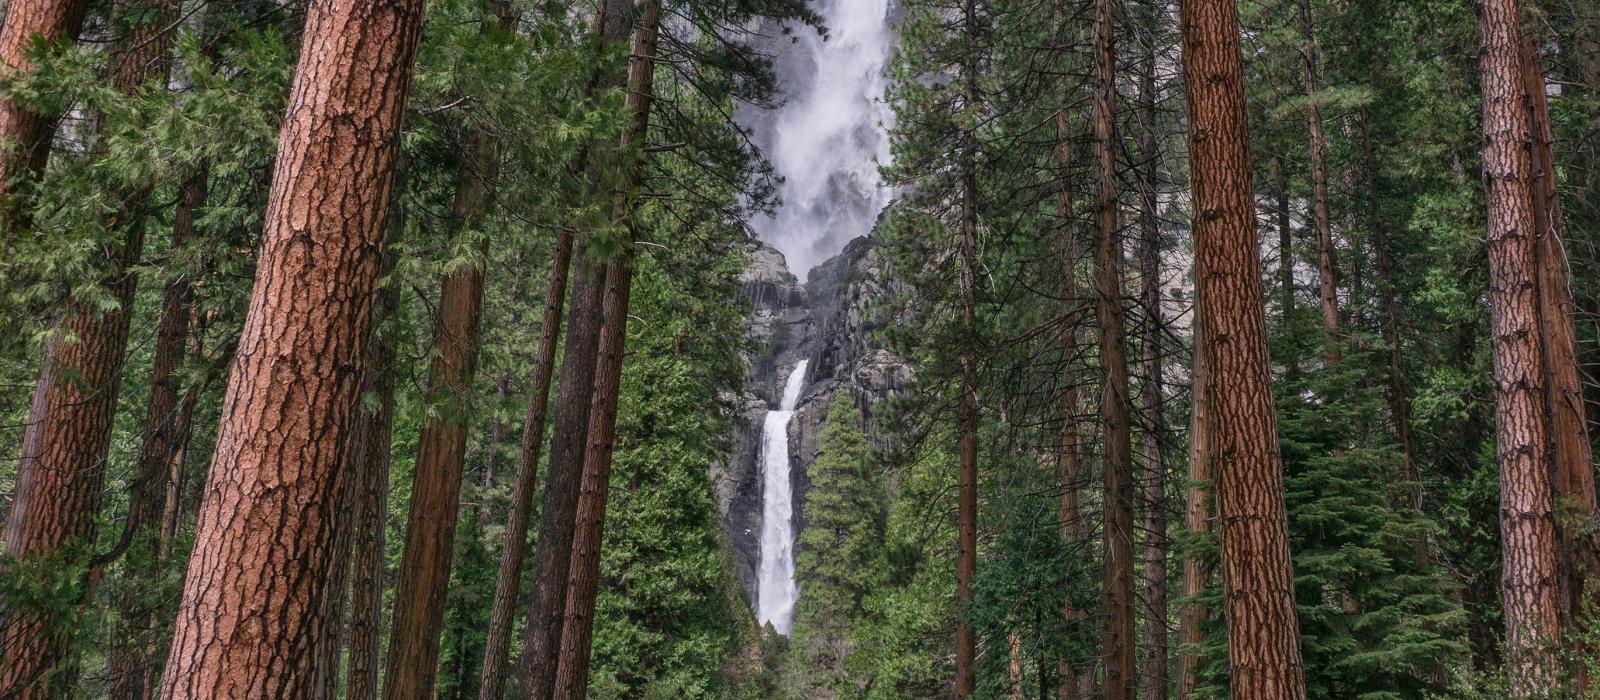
[756,360,810,634]
[750,0,895,277]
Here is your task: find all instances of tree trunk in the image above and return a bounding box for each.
[1052,53,1087,700]
[1297,0,1339,364]
[478,227,574,700]
[383,5,513,693]
[1135,4,1168,693]
[157,0,427,693]
[548,2,660,695]
[1274,157,1300,381]
[1175,269,1209,700]
[479,375,512,530]
[516,3,635,697]
[0,0,86,194]
[106,164,205,700]
[1477,1,1564,695]
[346,243,404,700]
[1090,0,1135,696]
[0,5,175,694]
[1177,0,1307,697]
[954,2,980,697]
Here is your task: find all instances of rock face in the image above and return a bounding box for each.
[713,236,912,602]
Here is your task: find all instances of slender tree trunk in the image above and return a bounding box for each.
[1477,1,1564,694]
[158,0,427,693]
[0,6,175,693]
[1177,0,1307,697]
[479,375,512,530]
[346,243,404,700]
[1175,271,1209,700]
[478,227,574,700]
[383,4,513,693]
[1297,0,1339,364]
[1090,0,1135,696]
[517,4,634,696]
[954,2,980,696]
[549,2,660,695]
[106,165,205,700]
[1273,157,1300,381]
[1135,6,1168,694]
[0,0,86,195]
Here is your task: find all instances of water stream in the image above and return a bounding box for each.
[756,360,809,634]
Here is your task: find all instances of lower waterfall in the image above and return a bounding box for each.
[756,360,809,634]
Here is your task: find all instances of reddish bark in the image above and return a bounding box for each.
[0,0,87,194]
[157,0,427,693]
[1298,0,1340,365]
[1477,1,1564,694]
[954,2,980,696]
[1178,0,1307,696]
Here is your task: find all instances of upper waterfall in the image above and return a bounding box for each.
[744,0,895,277]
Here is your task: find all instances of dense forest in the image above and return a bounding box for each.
[0,0,1596,697]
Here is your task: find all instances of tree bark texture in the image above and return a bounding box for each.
[1178,0,1308,696]
[0,0,86,194]
[1478,0,1564,694]
[157,0,427,693]
[955,2,980,697]
[1136,6,1168,693]
[1176,264,1209,700]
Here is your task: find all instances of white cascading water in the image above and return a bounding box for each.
[750,0,895,276]
[757,360,810,634]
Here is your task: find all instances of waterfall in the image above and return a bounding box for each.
[749,0,895,276]
[757,360,810,634]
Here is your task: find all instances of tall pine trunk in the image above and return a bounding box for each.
[0,5,175,693]
[1090,0,1135,696]
[1175,272,1209,700]
[517,2,634,696]
[1477,0,1563,694]
[549,2,660,695]
[954,1,981,696]
[383,5,514,694]
[0,0,86,194]
[1177,0,1307,696]
[158,0,427,692]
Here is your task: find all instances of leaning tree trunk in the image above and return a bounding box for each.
[1298,0,1339,365]
[0,5,175,694]
[1091,0,1135,696]
[346,242,404,700]
[382,6,513,695]
[1177,0,1308,697]
[1135,4,1168,694]
[106,164,205,700]
[1477,0,1564,695]
[158,0,427,693]
[517,4,635,697]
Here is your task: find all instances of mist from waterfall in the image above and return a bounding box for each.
[749,0,894,277]
[756,361,810,634]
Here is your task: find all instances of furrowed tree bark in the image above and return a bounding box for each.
[955,1,980,696]
[1135,4,1168,693]
[346,242,404,700]
[0,5,175,694]
[548,2,659,696]
[0,0,86,196]
[1090,0,1135,696]
[1177,0,1307,697]
[517,2,634,696]
[1175,266,1209,700]
[157,0,427,693]
[1297,0,1339,365]
[383,4,514,695]
[1521,38,1598,630]
[477,229,572,700]
[107,164,205,700]
[1477,0,1563,695]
